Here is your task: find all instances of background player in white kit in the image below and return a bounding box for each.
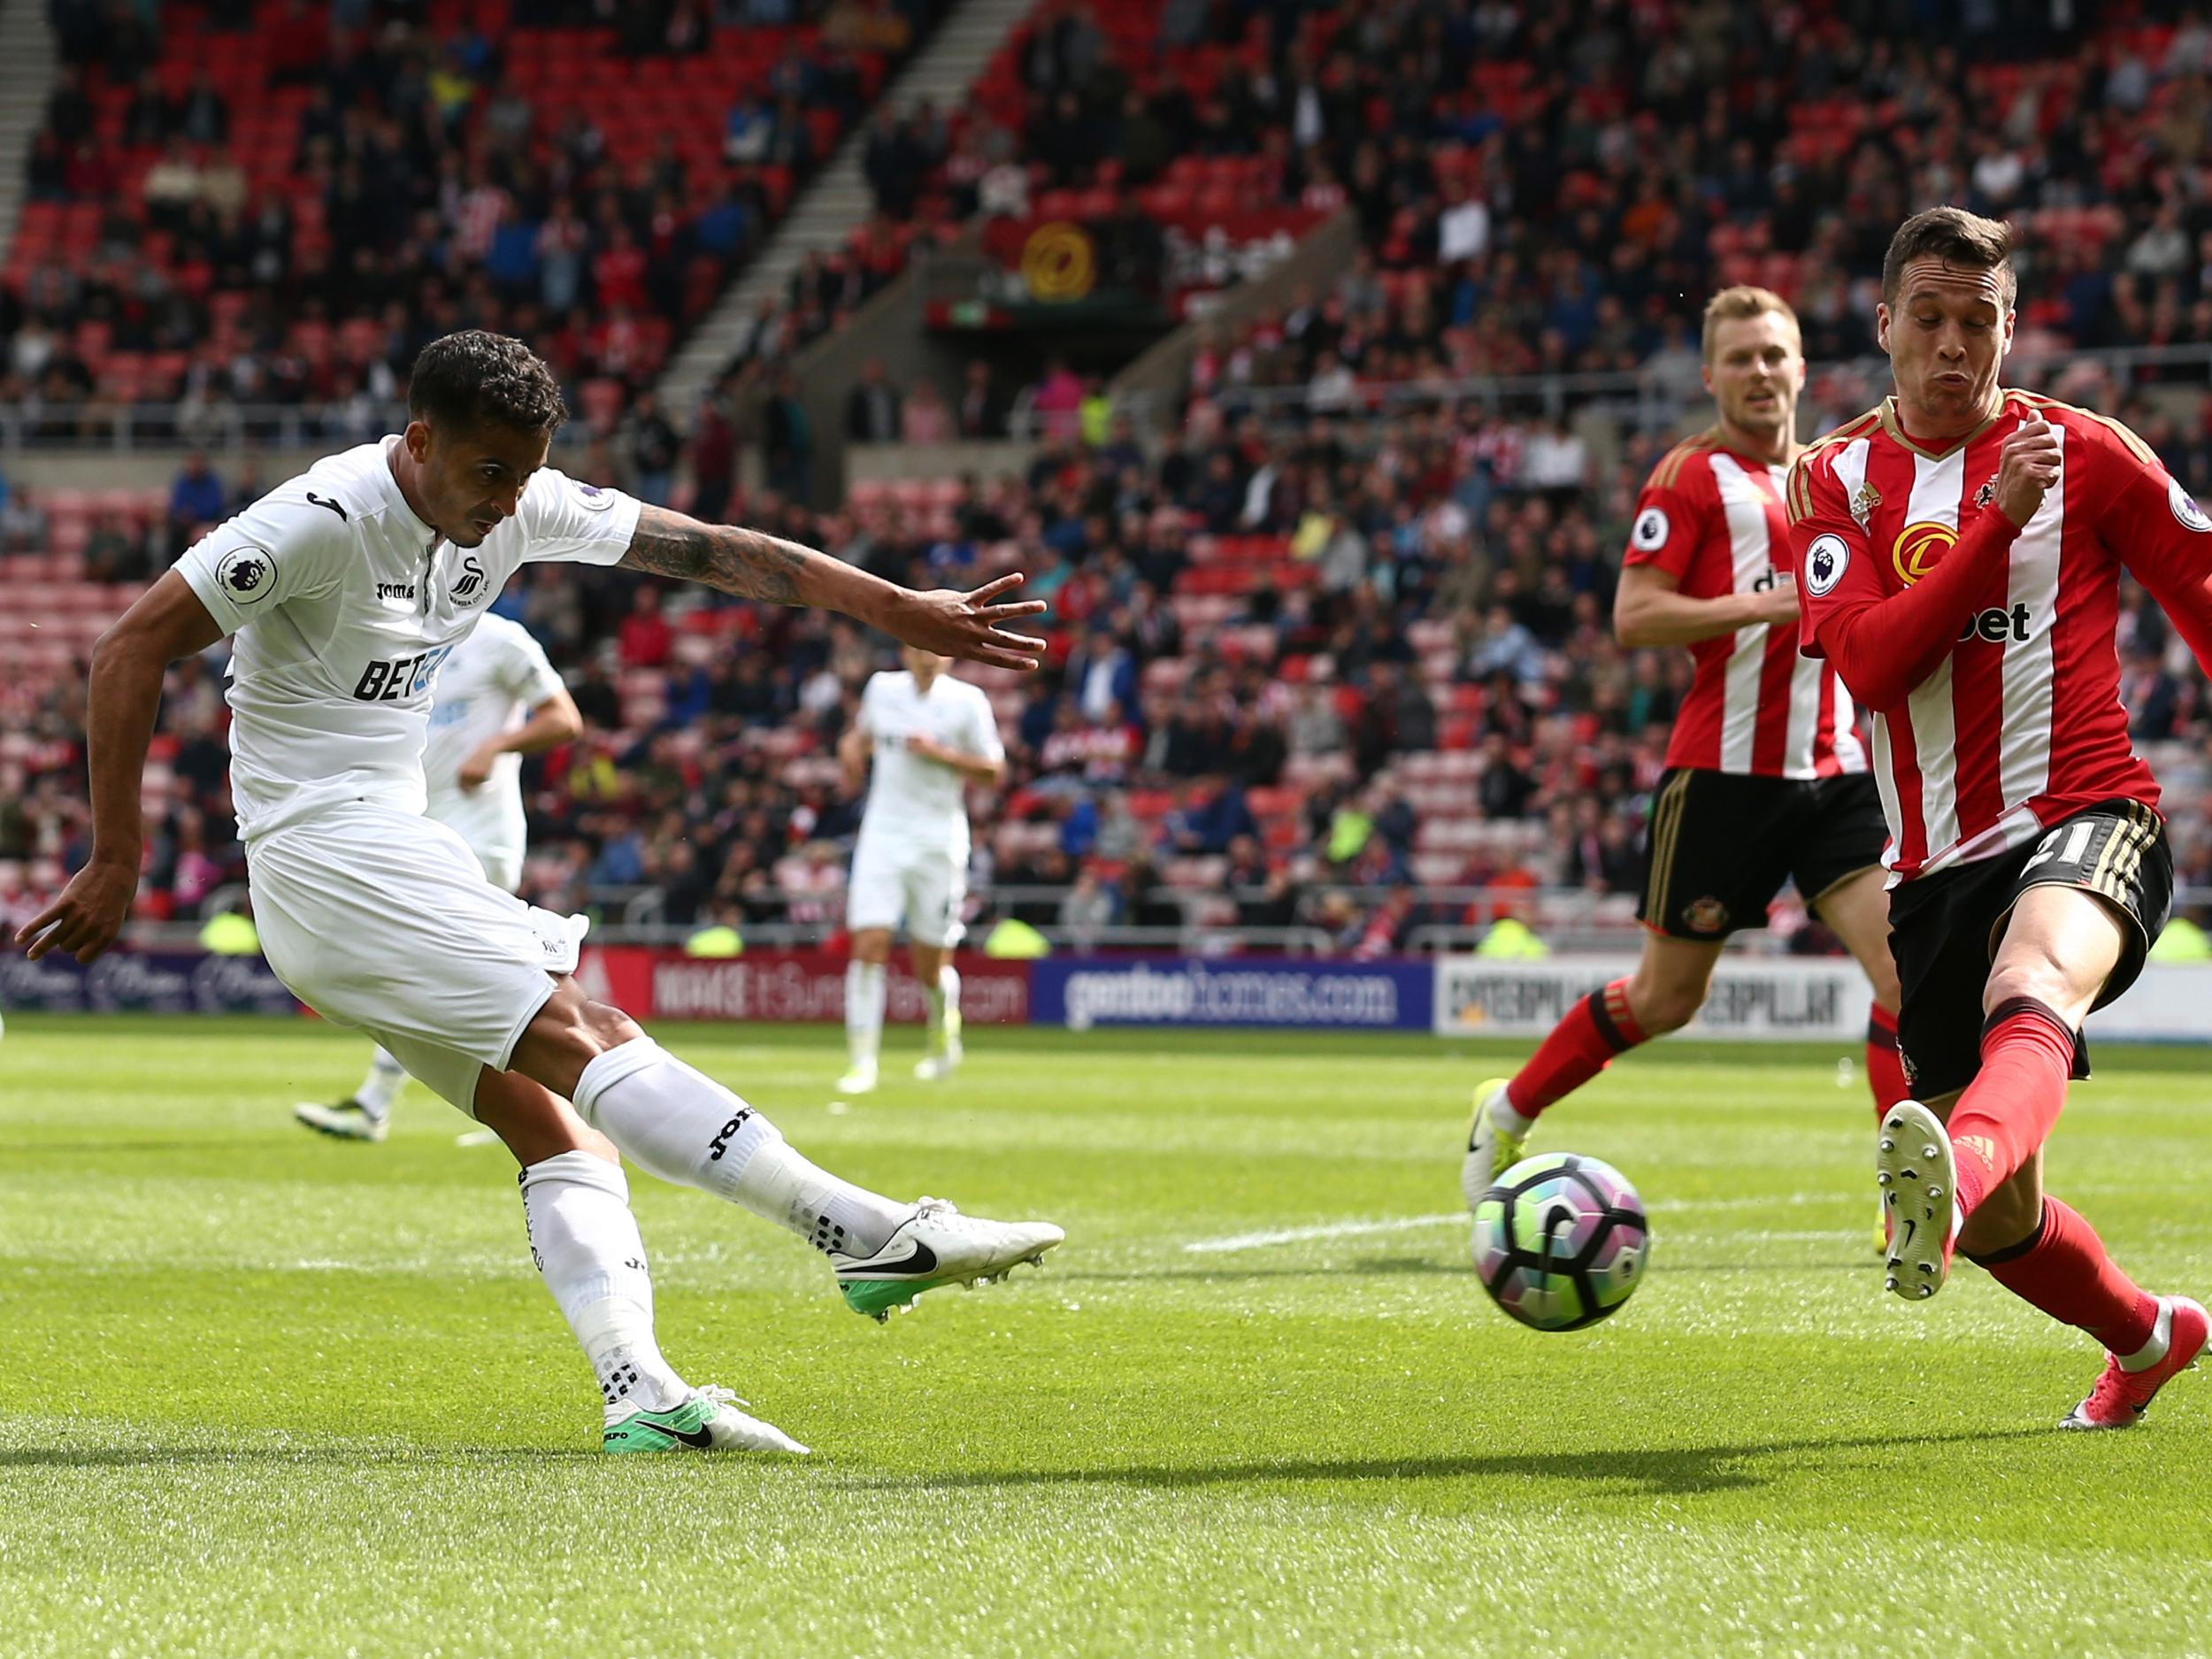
[296,611,581,1141]
[835,644,1005,1094]
[16,331,1064,1456]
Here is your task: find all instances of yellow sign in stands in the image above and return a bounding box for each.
[1020,222,1095,302]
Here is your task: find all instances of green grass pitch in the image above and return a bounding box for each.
[4,1015,2212,1658]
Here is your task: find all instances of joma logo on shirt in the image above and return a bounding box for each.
[352,645,454,703]
[376,582,416,602]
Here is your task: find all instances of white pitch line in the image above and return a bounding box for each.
[1185,1215,1463,1253]
[1181,1192,1839,1255]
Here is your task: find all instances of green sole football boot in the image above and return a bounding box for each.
[832,1196,1064,1322]
[603,1386,808,1455]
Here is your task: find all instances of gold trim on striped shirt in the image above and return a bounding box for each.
[1653,430,1719,492]
[2013,390,2159,466]
[1786,408,1884,522]
[1877,394,2006,461]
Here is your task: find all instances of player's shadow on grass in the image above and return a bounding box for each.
[852,1428,2050,1499]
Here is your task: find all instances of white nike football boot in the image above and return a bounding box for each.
[602,1385,810,1455]
[835,1058,879,1097]
[294,1099,389,1141]
[832,1196,1064,1321]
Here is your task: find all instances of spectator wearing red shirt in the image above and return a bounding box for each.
[617,587,674,669]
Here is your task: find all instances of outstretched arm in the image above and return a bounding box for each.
[618,504,1046,669]
[459,687,585,790]
[17,571,224,962]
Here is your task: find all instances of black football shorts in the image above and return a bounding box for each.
[1886,798,2171,1098]
[1637,768,1888,941]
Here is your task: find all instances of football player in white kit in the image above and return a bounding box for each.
[835,645,1005,1094]
[17,332,1063,1455]
[296,611,581,1141]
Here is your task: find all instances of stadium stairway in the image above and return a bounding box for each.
[0,0,57,259]
[657,0,1034,414]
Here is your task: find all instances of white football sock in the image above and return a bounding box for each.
[1492,1084,1537,1136]
[574,1038,908,1257]
[518,1150,687,1413]
[927,964,961,1044]
[846,960,886,1066]
[354,1047,407,1117]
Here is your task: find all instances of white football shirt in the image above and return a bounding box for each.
[420,612,566,872]
[855,670,1003,854]
[175,436,639,841]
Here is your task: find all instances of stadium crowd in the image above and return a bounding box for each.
[10,380,2212,953]
[15,0,943,433]
[14,0,2212,950]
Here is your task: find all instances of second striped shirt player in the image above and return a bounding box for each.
[1461,287,1909,1219]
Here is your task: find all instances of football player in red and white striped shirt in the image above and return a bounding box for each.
[1791,206,2209,1428]
[1463,289,1906,1213]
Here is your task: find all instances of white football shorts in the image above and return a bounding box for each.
[248,801,584,1113]
[846,836,968,948]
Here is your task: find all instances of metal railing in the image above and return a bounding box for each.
[0,400,595,454]
[6,342,2209,455]
[1172,341,2212,436]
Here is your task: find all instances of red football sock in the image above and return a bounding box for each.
[1506,979,1647,1118]
[1864,1004,1908,1120]
[1969,1199,2160,1356]
[1946,998,2077,1216]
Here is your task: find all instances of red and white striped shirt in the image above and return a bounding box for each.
[1624,429,1868,780]
[1790,393,2212,883]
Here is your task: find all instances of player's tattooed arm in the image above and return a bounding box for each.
[619,504,813,604]
[618,504,1048,670]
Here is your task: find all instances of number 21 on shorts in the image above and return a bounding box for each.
[2024,818,2093,872]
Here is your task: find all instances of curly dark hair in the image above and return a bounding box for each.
[406,330,569,436]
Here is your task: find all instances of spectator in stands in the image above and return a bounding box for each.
[901,377,954,445]
[1029,356,1084,440]
[617,588,675,670]
[83,511,149,584]
[1056,864,1116,950]
[177,70,228,147]
[168,454,226,543]
[863,108,928,219]
[1,488,47,555]
[621,392,680,507]
[959,360,1005,439]
[688,388,738,525]
[1476,733,1536,821]
[1461,603,1546,688]
[762,370,813,500]
[845,358,901,444]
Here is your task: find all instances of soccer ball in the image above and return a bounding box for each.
[1471,1152,1649,1332]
